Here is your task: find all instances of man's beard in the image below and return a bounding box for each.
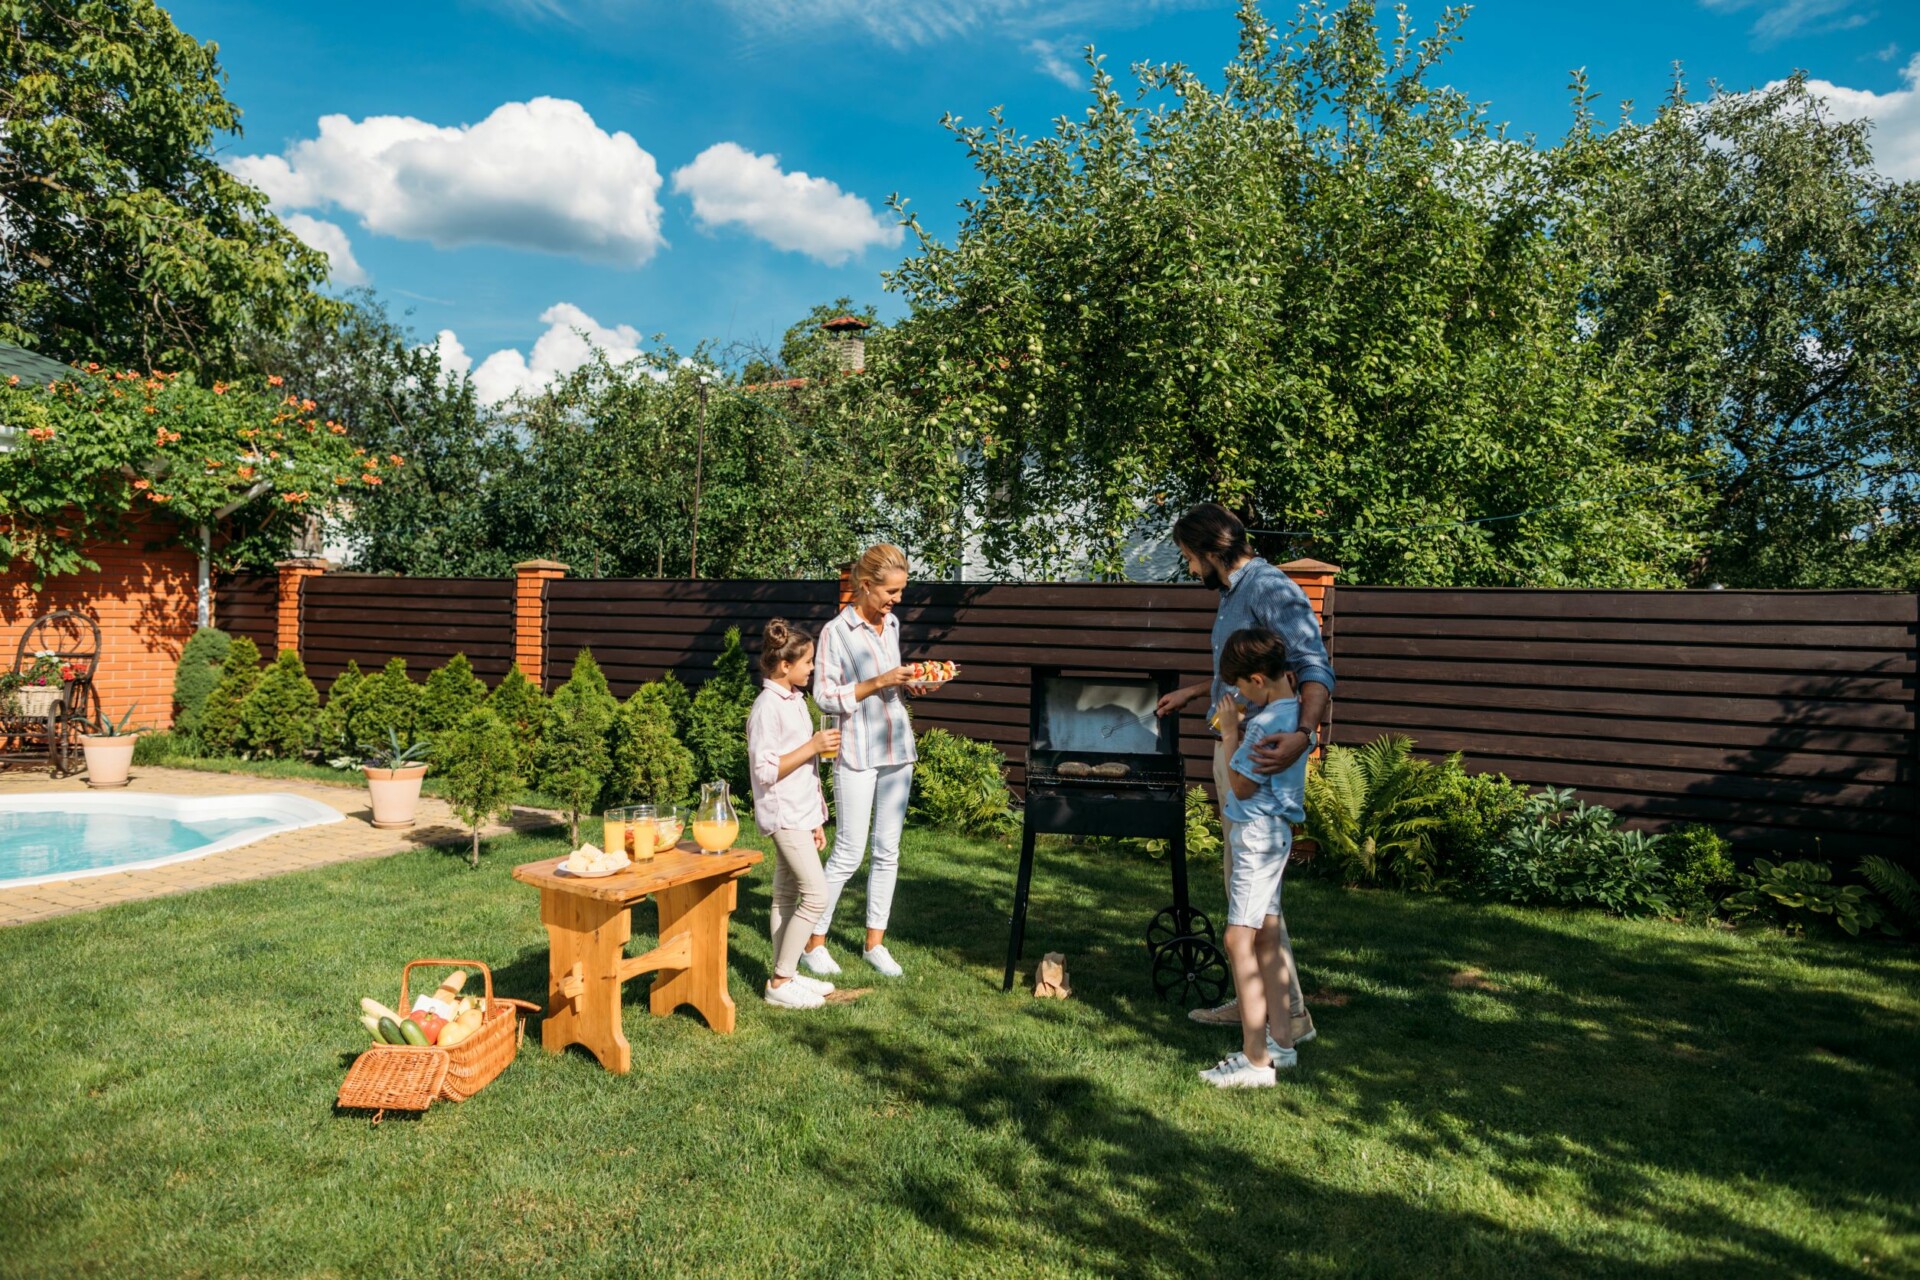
[1199,561,1227,591]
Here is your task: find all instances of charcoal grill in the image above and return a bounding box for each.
[1002,668,1228,1006]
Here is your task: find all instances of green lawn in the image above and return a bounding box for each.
[1,824,1915,1278]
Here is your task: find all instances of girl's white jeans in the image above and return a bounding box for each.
[819,761,914,933]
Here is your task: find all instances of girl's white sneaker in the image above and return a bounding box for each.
[799,946,841,976]
[764,980,826,1009]
[863,944,904,977]
[1199,1052,1278,1088]
[789,973,835,997]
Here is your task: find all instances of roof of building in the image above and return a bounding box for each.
[0,342,82,386]
[821,315,872,331]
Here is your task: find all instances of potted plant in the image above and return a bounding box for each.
[80,704,146,788]
[363,728,431,829]
[1,654,65,719]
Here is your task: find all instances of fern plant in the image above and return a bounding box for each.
[1859,856,1920,934]
[1303,735,1448,889]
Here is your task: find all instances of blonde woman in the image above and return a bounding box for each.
[804,543,919,978]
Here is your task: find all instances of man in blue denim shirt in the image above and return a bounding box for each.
[1155,503,1335,1039]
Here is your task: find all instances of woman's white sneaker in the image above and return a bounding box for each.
[799,946,841,977]
[1199,1051,1278,1088]
[863,944,904,977]
[789,973,835,997]
[764,980,826,1009]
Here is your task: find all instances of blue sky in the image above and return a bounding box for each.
[169,0,1920,403]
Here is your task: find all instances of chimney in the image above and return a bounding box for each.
[822,315,871,372]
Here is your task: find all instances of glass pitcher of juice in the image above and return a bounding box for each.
[691,781,739,853]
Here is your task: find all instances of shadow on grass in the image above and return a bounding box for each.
[833,830,1920,1274]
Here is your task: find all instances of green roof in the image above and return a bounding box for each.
[0,342,83,385]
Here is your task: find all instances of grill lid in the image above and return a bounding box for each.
[1029,668,1180,758]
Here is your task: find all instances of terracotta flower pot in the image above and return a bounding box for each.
[81,734,138,788]
[364,764,429,828]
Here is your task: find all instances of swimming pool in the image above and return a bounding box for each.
[0,793,345,887]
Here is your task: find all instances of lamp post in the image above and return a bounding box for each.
[690,375,709,579]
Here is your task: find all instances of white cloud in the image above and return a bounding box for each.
[281,214,369,286]
[671,143,901,265]
[229,98,666,266]
[432,303,654,406]
[643,0,1210,52]
[1701,0,1870,45]
[1028,37,1085,88]
[1792,54,1920,181]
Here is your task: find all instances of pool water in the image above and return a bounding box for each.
[0,792,344,887]
[2,811,282,882]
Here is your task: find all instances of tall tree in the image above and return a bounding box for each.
[885,1,1708,585]
[0,0,333,374]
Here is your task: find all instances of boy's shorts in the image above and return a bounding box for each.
[1226,814,1292,928]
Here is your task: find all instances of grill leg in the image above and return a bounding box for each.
[1169,819,1191,930]
[1003,825,1037,992]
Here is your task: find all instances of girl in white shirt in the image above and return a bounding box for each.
[746,618,842,1010]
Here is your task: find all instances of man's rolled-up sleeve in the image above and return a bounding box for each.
[1255,577,1336,694]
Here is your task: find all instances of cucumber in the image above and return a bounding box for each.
[376,1016,406,1045]
[398,1018,430,1047]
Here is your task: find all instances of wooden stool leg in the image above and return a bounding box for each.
[540,887,633,1073]
[650,874,740,1033]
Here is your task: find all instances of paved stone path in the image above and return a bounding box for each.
[0,764,562,926]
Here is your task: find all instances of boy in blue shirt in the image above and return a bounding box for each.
[1203,627,1310,1088]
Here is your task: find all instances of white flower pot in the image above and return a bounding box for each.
[364,764,429,828]
[81,735,137,788]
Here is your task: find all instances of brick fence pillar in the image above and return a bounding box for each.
[1278,558,1339,633]
[838,562,855,609]
[273,558,328,657]
[514,560,568,686]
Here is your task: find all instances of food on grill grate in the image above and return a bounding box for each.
[1056,760,1093,778]
[1089,762,1130,780]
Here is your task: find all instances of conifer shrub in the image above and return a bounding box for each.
[171,627,231,749]
[316,661,365,761]
[350,657,420,752]
[486,664,547,775]
[418,653,488,755]
[685,627,756,799]
[197,635,262,756]
[607,684,696,808]
[439,706,521,868]
[239,649,321,759]
[534,650,617,845]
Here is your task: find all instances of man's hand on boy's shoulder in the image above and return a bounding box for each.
[1250,729,1311,774]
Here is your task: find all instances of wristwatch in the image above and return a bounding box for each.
[1299,726,1319,749]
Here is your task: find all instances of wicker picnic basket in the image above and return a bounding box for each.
[337,959,535,1117]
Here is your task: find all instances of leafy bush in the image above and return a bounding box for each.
[1304,735,1448,888]
[438,706,521,869]
[639,670,691,740]
[607,684,696,808]
[1660,824,1737,916]
[1146,786,1224,862]
[485,664,546,775]
[316,661,365,762]
[685,628,755,799]
[131,730,179,764]
[1860,856,1920,935]
[238,649,320,759]
[170,627,230,747]
[196,635,261,757]
[350,657,420,751]
[534,650,617,845]
[1428,758,1529,885]
[907,728,1015,838]
[1724,859,1890,937]
[1480,788,1673,917]
[418,653,488,753]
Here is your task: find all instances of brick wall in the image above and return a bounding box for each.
[0,536,200,731]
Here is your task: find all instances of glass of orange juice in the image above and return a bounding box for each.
[627,804,658,862]
[602,808,628,859]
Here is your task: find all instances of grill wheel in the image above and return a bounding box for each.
[1149,935,1230,1009]
[1146,905,1216,953]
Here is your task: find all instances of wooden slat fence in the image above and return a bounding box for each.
[545,579,842,693]
[300,575,516,685]
[1328,588,1918,858]
[212,574,276,655]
